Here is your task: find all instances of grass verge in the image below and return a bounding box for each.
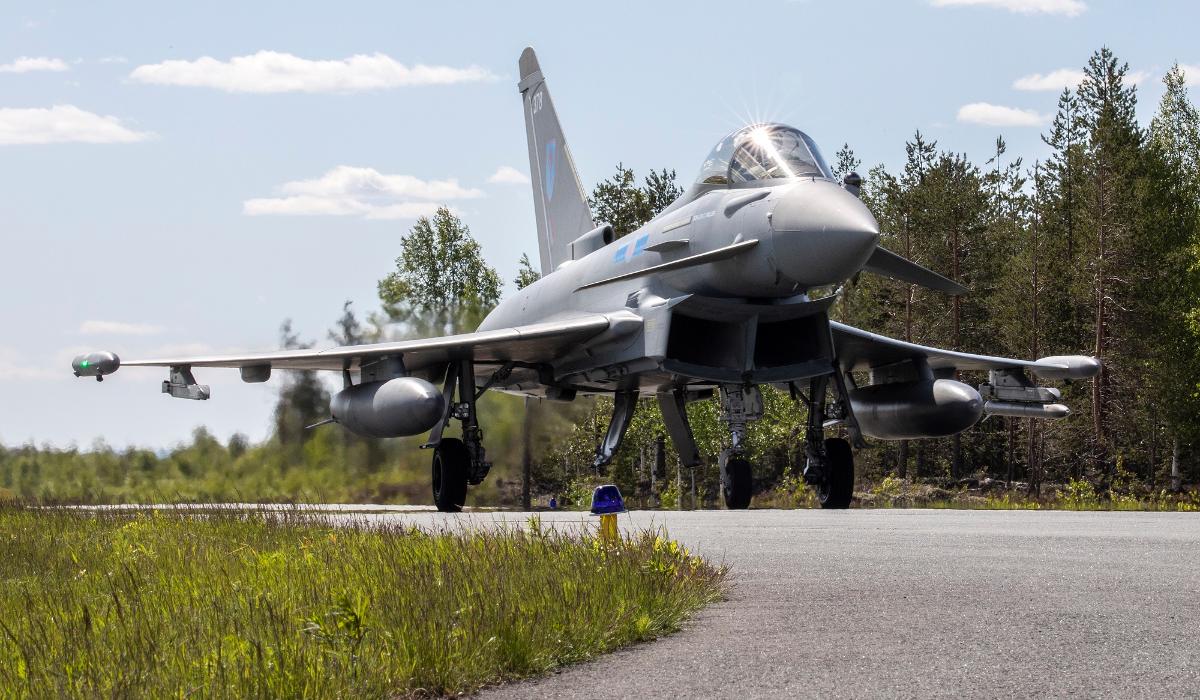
[0,506,725,697]
[752,474,1200,511]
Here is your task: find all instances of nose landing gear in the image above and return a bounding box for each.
[719,385,762,509]
[722,455,753,509]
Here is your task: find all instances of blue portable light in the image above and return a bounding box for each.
[590,484,626,515]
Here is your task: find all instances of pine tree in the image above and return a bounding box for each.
[833,143,862,182]
[514,253,541,290]
[589,164,648,237]
[1077,47,1145,483]
[590,164,683,237]
[1141,64,1200,485]
[643,168,684,218]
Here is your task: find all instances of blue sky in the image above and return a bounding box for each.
[2,0,1197,449]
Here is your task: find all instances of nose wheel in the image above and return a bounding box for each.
[718,385,763,510]
[722,454,753,509]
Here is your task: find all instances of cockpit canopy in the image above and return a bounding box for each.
[696,123,833,186]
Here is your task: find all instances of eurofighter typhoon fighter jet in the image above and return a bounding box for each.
[73,48,1099,511]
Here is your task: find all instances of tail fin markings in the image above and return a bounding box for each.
[518,47,595,273]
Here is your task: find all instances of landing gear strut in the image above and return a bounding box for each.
[719,385,762,509]
[426,360,492,512]
[797,374,855,509]
[593,390,638,472]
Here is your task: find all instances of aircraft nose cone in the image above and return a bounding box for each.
[770,181,879,287]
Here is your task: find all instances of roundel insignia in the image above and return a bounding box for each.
[545,139,557,201]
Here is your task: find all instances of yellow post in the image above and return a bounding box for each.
[599,513,618,544]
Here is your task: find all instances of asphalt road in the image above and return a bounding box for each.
[355,508,1200,698]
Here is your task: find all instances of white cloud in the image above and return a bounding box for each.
[141,343,217,357]
[0,348,57,381]
[1014,68,1085,91]
[79,320,165,336]
[277,166,481,200]
[244,197,446,220]
[931,0,1086,16]
[244,166,481,220]
[1178,64,1200,87]
[130,51,497,93]
[0,56,68,73]
[1015,67,1151,91]
[98,56,128,64]
[488,165,530,185]
[957,102,1046,127]
[0,105,153,145]
[1126,70,1152,86]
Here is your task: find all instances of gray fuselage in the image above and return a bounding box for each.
[478,177,879,397]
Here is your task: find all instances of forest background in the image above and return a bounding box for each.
[5,48,1200,509]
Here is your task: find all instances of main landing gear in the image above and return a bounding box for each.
[711,376,857,510]
[426,360,492,512]
[589,374,856,511]
[797,375,855,509]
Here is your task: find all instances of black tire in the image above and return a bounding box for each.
[818,438,854,509]
[432,438,469,512]
[723,457,753,510]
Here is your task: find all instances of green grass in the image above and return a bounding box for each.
[751,475,1200,511]
[0,507,725,698]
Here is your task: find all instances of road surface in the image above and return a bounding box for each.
[350,508,1200,698]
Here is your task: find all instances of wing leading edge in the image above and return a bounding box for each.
[831,321,1100,379]
[118,314,619,374]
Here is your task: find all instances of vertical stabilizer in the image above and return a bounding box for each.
[518,47,594,273]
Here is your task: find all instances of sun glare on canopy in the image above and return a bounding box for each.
[696,123,833,186]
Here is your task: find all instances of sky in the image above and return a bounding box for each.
[2,0,1198,450]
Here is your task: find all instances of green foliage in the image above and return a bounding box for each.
[589,164,683,237]
[658,478,680,510]
[514,252,541,290]
[873,474,904,499]
[377,207,502,335]
[1058,478,1101,510]
[981,493,1043,510]
[532,388,810,511]
[274,320,329,448]
[0,507,724,697]
[11,46,1200,510]
[832,142,862,181]
[750,474,818,509]
[828,47,1200,494]
[0,389,535,505]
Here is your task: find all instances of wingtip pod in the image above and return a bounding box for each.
[72,351,120,380]
[985,401,1071,419]
[1032,355,1101,380]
